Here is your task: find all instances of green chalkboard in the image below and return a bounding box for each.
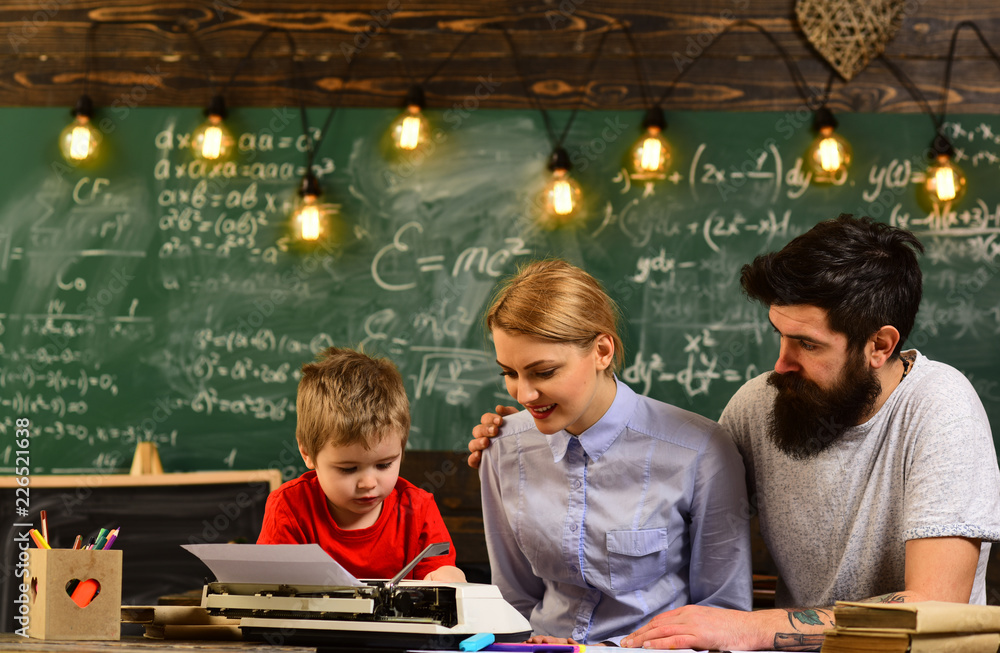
[2,107,999,477]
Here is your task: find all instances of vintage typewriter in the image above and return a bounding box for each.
[197,543,532,649]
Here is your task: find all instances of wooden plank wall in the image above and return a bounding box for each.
[0,1,999,113]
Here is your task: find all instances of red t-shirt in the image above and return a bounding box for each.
[257,471,457,580]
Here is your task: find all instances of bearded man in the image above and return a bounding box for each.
[468,215,1000,651]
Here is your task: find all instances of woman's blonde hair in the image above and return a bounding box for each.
[486,259,625,375]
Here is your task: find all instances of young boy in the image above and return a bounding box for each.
[257,346,465,582]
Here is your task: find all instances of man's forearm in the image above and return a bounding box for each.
[753,607,832,652]
[620,590,939,651]
[766,592,917,651]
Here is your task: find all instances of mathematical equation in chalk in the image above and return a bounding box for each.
[38,421,178,449]
[921,234,1000,266]
[0,365,118,397]
[163,272,313,298]
[157,205,270,255]
[941,120,1000,164]
[3,345,93,366]
[193,328,334,356]
[154,120,335,178]
[154,175,335,260]
[899,201,1000,237]
[915,293,1000,340]
[606,140,797,201]
[622,329,764,398]
[371,221,532,291]
[0,422,175,471]
[186,353,296,385]
[186,387,293,422]
[410,347,496,406]
[3,391,87,418]
[1,312,155,342]
[619,211,794,269]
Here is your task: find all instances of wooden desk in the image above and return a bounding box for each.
[0,633,308,652]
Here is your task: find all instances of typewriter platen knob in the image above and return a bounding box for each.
[393,590,413,616]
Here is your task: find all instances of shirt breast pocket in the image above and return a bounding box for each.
[607,528,669,592]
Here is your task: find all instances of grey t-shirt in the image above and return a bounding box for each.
[720,350,1000,606]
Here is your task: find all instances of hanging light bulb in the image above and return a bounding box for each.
[389,85,430,152]
[291,173,324,242]
[630,106,671,180]
[540,147,583,225]
[923,135,967,207]
[59,95,101,164]
[192,95,234,161]
[805,107,851,183]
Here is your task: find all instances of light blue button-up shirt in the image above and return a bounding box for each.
[480,378,752,644]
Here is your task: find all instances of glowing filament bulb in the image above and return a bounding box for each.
[630,109,671,180]
[539,148,583,227]
[296,202,322,241]
[192,105,233,161]
[292,173,326,242]
[923,151,966,207]
[552,178,575,215]
[541,165,582,224]
[806,110,851,183]
[639,136,662,172]
[201,125,224,159]
[398,114,423,150]
[389,98,431,153]
[191,97,233,161]
[59,96,101,165]
[817,137,842,172]
[69,123,93,160]
[935,166,957,201]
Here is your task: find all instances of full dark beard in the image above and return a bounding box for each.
[766,351,882,459]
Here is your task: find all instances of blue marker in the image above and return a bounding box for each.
[460,633,496,652]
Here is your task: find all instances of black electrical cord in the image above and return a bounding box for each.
[820,69,836,108]
[417,30,479,88]
[179,19,220,102]
[614,20,653,112]
[881,20,1000,156]
[877,55,939,132]
[501,26,612,153]
[940,21,1000,128]
[77,20,163,117]
[82,21,97,99]
[383,27,480,111]
[657,20,813,108]
[221,27,348,171]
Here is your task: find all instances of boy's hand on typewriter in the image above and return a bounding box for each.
[422,565,466,582]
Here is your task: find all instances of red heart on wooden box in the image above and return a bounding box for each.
[66,578,101,607]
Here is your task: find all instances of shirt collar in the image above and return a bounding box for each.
[548,376,637,463]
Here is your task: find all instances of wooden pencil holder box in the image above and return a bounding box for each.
[27,548,123,640]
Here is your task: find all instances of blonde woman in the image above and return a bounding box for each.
[478,259,751,646]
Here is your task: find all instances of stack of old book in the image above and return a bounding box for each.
[821,601,1000,653]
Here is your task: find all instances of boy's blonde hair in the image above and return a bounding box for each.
[486,259,625,375]
[296,346,410,459]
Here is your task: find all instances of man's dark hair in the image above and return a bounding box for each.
[740,214,924,356]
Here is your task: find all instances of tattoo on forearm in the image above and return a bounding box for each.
[770,608,833,651]
[786,608,832,628]
[861,592,907,604]
[773,632,825,651]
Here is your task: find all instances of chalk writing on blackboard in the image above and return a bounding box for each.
[1,109,999,476]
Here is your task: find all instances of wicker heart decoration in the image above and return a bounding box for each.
[796,0,906,81]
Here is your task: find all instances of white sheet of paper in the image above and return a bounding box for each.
[182,543,364,586]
